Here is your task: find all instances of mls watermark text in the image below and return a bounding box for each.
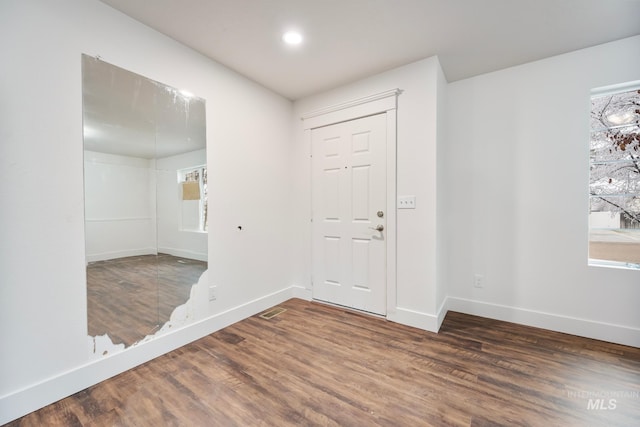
[567,390,639,411]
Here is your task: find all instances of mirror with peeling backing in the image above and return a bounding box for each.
[82,54,207,350]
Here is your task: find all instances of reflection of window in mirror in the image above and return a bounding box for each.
[179,165,208,232]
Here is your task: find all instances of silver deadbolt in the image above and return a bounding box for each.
[377,211,384,218]
[369,224,384,232]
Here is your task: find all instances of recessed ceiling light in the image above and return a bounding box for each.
[282,31,303,46]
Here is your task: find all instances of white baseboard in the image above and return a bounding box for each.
[0,287,293,425]
[85,247,157,263]
[388,307,440,333]
[291,285,312,300]
[158,246,207,262]
[446,296,640,348]
[436,297,450,331]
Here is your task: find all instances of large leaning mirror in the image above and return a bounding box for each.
[82,55,207,350]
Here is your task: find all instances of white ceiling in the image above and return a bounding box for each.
[83,55,206,159]
[100,0,640,100]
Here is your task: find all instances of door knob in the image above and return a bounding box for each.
[369,224,384,232]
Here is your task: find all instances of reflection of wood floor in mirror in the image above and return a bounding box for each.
[87,254,207,347]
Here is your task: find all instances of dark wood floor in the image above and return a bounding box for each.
[87,254,207,346]
[8,299,640,426]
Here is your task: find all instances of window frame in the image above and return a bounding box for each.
[588,81,640,270]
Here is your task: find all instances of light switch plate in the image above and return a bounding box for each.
[398,195,416,209]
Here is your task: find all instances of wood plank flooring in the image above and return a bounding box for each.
[7,299,640,426]
[87,254,207,346]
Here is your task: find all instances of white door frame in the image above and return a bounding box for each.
[302,89,400,318]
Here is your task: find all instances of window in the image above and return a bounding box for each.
[178,165,208,232]
[589,84,640,269]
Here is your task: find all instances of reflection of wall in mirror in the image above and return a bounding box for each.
[157,149,208,262]
[84,148,207,264]
[84,150,157,263]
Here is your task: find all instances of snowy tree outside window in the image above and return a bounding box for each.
[589,85,640,269]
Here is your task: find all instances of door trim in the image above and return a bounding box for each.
[301,89,402,122]
[302,89,400,318]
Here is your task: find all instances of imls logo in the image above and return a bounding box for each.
[587,398,617,410]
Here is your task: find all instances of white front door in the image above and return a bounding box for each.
[311,113,387,315]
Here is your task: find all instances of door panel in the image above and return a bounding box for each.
[311,113,387,315]
[323,168,341,219]
[351,238,370,289]
[351,165,370,220]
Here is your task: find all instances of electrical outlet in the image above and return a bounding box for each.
[398,195,416,209]
[474,274,484,288]
[208,286,217,301]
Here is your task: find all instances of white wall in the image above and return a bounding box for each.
[435,61,449,324]
[292,36,640,345]
[292,57,444,330]
[157,149,207,261]
[442,36,640,346]
[84,151,157,262]
[0,0,293,423]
